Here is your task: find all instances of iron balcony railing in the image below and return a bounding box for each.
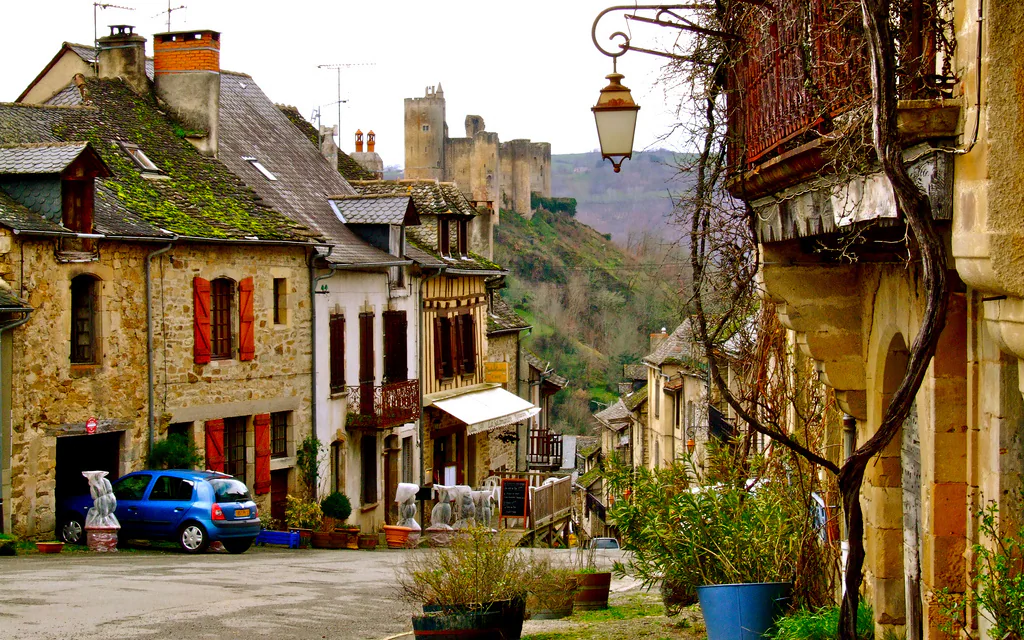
[345,379,420,430]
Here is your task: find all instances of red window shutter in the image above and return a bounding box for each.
[433,317,443,379]
[253,413,271,495]
[204,419,225,472]
[193,277,211,364]
[383,310,408,383]
[238,277,255,361]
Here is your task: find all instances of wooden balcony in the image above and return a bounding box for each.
[526,426,563,468]
[345,379,420,430]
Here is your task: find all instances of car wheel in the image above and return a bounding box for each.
[59,515,85,545]
[222,537,254,554]
[178,522,209,553]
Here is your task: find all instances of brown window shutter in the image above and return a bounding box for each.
[330,314,345,392]
[253,413,271,495]
[433,316,443,379]
[204,418,225,472]
[383,311,408,383]
[193,277,211,364]
[238,277,255,361]
[450,314,462,375]
[462,313,476,374]
[359,312,374,384]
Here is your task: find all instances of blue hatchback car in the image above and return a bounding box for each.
[58,470,261,554]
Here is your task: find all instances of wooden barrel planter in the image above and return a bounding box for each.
[382,525,413,549]
[310,531,332,549]
[418,599,524,640]
[357,533,378,550]
[573,572,611,610]
[329,530,349,549]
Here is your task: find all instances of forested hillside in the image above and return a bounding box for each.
[495,198,688,433]
[550,150,695,244]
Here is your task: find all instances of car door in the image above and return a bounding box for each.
[111,473,152,537]
[140,475,196,538]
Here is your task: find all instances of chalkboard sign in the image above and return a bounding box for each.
[500,478,529,521]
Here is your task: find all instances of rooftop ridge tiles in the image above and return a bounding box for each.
[0,102,95,111]
[0,141,89,149]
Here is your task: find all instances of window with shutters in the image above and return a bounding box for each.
[457,219,468,257]
[361,433,378,505]
[457,312,476,375]
[210,278,234,360]
[329,313,345,393]
[438,217,451,257]
[436,315,455,379]
[70,274,100,364]
[383,310,408,383]
[271,411,288,458]
[224,416,247,479]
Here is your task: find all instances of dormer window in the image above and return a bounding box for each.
[118,141,160,173]
[243,157,277,181]
[438,217,451,258]
[457,219,468,257]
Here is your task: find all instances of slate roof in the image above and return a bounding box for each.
[0,189,70,234]
[0,143,91,174]
[622,363,647,381]
[217,72,401,265]
[487,294,531,335]
[524,351,568,388]
[351,179,502,272]
[276,105,377,182]
[594,399,632,432]
[643,320,704,368]
[576,435,601,456]
[328,195,417,225]
[623,384,649,411]
[18,43,154,104]
[1,78,315,241]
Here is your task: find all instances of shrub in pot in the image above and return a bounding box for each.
[0,533,16,557]
[571,544,612,611]
[146,433,203,470]
[320,492,353,548]
[525,558,578,620]
[285,495,322,548]
[397,526,529,639]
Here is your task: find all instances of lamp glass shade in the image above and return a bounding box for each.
[593,108,639,158]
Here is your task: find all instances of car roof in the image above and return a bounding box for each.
[126,469,234,481]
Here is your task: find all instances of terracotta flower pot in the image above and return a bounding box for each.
[35,541,64,554]
[382,525,414,549]
[345,527,360,550]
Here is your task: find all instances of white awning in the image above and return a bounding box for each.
[432,387,540,436]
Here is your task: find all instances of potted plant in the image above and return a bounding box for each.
[0,533,17,556]
[285,495,322,548]
[320,492,353,549]
[525,558,578,620]
[382,523,414,549]
[605,449,826,640]
[357,532,378,550]
[571,543,612,611]
[397,526,529,639]
[146,433,203,470]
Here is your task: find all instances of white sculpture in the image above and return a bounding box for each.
[395,482,421,531]
[452,486,476,529]
[472,489,494,527]
[430,485,454,529]
[82,470,119,529]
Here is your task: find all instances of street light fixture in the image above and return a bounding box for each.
[592,64,640,173]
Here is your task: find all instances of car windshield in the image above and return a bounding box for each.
[593,538,619,549]
[208,478,251,503]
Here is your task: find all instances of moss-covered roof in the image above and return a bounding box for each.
[623,384,648,411]
[0,79,320,242]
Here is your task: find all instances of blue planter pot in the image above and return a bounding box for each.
[696,581,791,640]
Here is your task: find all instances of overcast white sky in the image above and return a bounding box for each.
[1,1,689,169]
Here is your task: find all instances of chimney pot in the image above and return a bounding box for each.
[367,131,375,153]
[355,129,364,153]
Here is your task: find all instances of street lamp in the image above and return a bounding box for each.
[592,64,640,173]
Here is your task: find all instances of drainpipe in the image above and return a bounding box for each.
[309,247,336,497]
[0,309,32,534]
[146,243,173,453]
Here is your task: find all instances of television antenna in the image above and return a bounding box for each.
[93,3,135,68]
[153,1,187,32]
[317,62,375,149]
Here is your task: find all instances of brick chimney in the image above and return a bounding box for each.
[153,30,221,157]
[650,327,668,353]
[355,129,364,153]
[97,25,148,94]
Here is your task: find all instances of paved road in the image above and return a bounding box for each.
[0,547,420,640]
[0,546,635,640]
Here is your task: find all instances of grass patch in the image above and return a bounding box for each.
[770,602,874,640]
[573,597,664,623]
[522,633,578,640]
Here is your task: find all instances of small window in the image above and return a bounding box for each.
[71,274,99,364]
[243,156,277,181]
[149,476,194,501]
[273,278,287,324]
[211,278,234,360]
[224,416,247,479]
[118,141,160,172]
[457,219,468,257]
[422,125,430,132]
[438,218,451,257]
[271,412,288,458]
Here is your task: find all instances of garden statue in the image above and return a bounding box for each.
[452,486,476,529]
[429,485,453,529]
[472,490,494,528]
[82,470,119,552]
[395,482,421,531]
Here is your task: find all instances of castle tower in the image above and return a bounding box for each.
[404,84,446,180]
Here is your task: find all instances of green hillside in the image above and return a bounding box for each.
[551,150,695,244]
[495,198,687,433]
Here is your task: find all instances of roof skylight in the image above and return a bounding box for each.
[242,156,277,181]
[118,141,160,173]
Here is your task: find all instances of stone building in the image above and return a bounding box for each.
[404,85,552,225]
[725,1,1020,636]
[1,32,323,538]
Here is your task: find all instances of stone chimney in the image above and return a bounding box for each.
[650,327,669,353]
[97,25,148,94]
[351,130,384,179]
[319,125,339,168]
[153,29,221,157]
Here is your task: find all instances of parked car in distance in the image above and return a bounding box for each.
[590,537,620,550]
[58,470,260,554]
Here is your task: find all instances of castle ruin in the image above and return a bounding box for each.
[404,84,551,220]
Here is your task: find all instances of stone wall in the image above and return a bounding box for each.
[404,87,446,181]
